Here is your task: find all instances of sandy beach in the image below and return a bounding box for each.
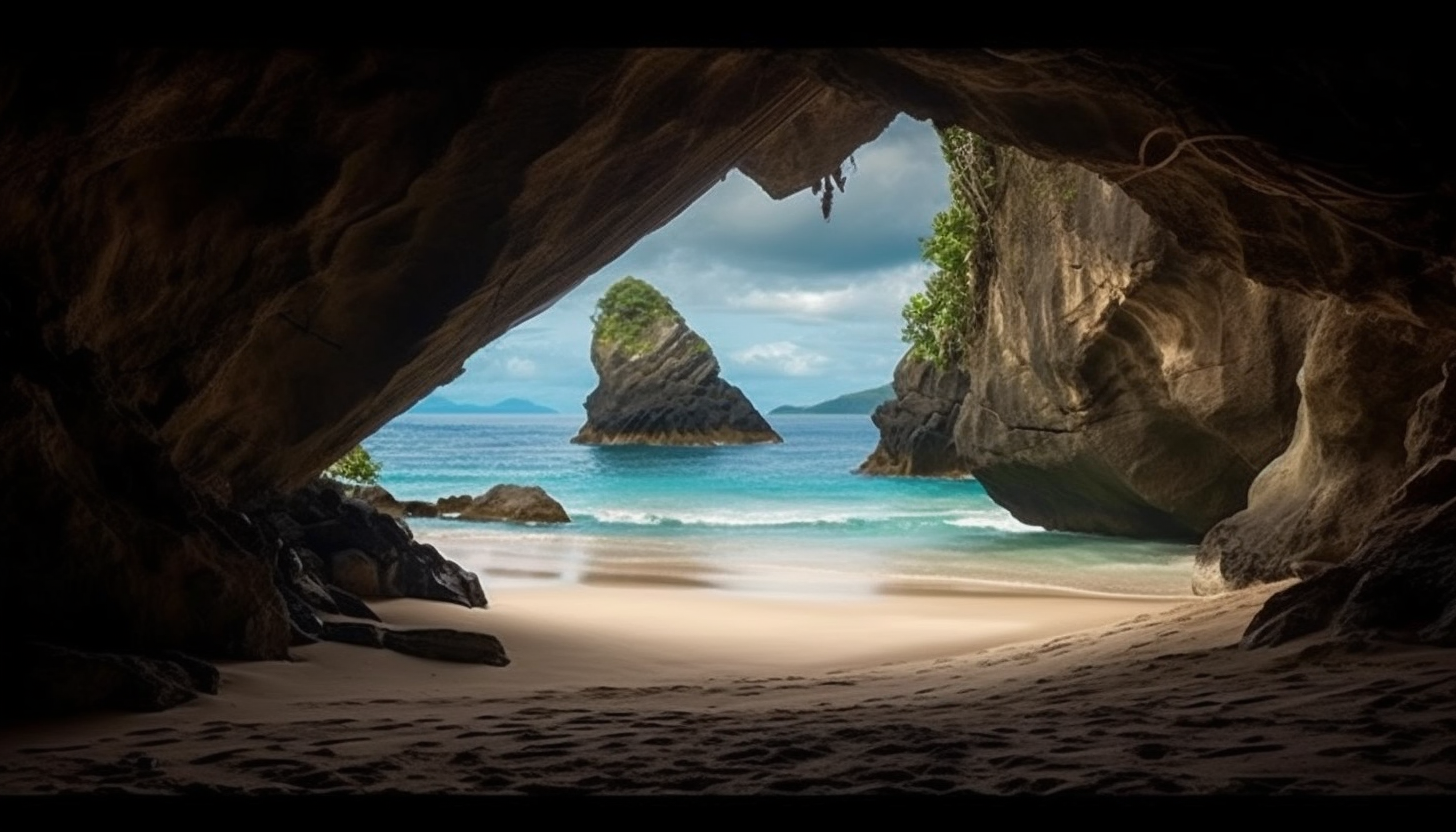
[3,569,1455,797]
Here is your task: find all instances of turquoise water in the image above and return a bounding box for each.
[364,414,1197,598]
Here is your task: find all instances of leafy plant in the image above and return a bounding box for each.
[327,445,382,489]
[901,127,1001,368]
[590,276,685,359]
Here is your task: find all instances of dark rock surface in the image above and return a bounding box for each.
[257,478,488,609]
[859,355,970,477]
[3,48,1456,689]
[2,642,217,717]
[457,484,570,524]
[573,279,781,446]
[318,621,510,665]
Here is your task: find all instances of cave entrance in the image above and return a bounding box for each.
[347,114,1198,631]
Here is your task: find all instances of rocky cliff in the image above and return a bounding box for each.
[963,150,1318,540]
[572,278,780,446]
[4,49,1456,699]
[867,148,1317,539]
[859,355,970,477]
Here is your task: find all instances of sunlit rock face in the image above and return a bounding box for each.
[3,48,1456,661]
[948,150,1316,541]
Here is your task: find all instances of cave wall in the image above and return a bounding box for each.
[4,48,1456,658]
[0,49,834,656]
[951,149,1314,540]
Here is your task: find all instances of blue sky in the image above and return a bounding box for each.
[430,114,950,414]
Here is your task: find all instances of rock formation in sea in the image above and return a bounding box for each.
[4,50,1456,713]
[572,277,781,446]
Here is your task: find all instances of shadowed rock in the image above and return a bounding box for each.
[2,643,216,716]
[318,622,510,666]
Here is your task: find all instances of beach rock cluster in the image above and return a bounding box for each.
[257,478,488,617]
[4,48,1456,704]
[2,642,221,716]
[358,483,570,523]
[573,278,781,446]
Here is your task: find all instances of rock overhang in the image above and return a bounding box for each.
[4,48,1456,661]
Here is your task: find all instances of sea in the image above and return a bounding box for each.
[364,413,1199,600]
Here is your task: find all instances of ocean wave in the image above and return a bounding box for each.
[587,508,875,527]
[942,513,1042,532]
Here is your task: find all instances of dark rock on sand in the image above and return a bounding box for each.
[318,622,510,666]
[381,628,511,666]
[263,479,487,609]
[458,484,570,524]
[2,643,215,716]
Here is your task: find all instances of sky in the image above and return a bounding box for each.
[428,114,951,414]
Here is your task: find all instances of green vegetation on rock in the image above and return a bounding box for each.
[591,276,688,359]
[901,127,1001,369]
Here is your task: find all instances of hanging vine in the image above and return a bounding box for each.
[812,155,856,221]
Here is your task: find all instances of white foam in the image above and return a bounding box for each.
[942,513,1042,532]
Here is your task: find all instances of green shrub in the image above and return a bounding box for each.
[327,445,382,488]
[901,127,999,369]
[591,276,684,358]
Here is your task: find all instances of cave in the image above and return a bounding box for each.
[4,48,1456,719]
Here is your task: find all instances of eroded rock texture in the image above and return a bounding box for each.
[1195,307,1456,593]
[3,47,1456,681]
[573,283,780,446]
[859,354,969,477]
[876,149,1316,540]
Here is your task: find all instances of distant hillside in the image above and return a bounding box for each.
[409,395,557,414]
[771,384,894,415]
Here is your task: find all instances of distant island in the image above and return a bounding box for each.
[771,384,894,415]
[409,395,558,414]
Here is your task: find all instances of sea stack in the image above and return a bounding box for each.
[573,277,782,446]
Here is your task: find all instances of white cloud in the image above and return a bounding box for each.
[731,341,830,377]
[505,356,538,378]
[723,264,931,322]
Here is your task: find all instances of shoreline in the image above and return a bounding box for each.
[5,573,1455,794]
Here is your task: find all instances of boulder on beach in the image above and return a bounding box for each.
[457,484,570,524]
